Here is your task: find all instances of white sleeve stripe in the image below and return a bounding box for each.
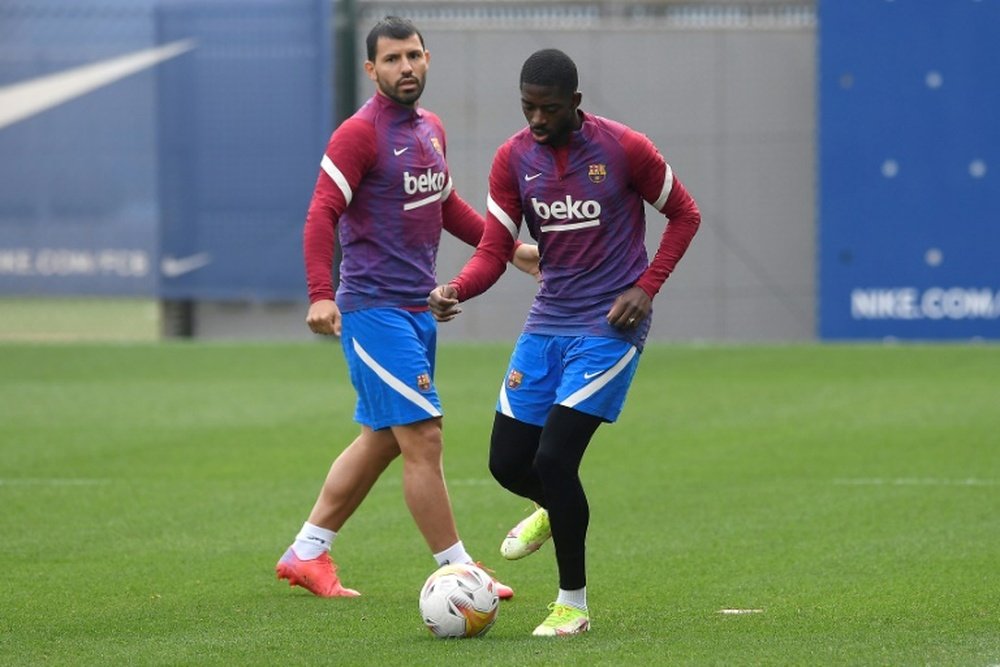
[487,193,519,239]
[651,163,674,211]
[321,155,353,206]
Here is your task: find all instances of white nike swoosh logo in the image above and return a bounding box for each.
[0,39,196,130]
[583,371,603,379]
[524,173,542,181]
[161,253,212,278]
[394,147,409,156]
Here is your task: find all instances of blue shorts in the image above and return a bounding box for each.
[496,333,640,427]
[340,308,442,430]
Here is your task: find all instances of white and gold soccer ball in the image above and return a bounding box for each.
[418,563,499,638]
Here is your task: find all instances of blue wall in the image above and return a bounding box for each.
[819,0,1000,339]
[0,0,332,300]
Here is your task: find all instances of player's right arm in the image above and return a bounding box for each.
[428,143,523,320]
[303,118,376,335]
[452,144,522,299]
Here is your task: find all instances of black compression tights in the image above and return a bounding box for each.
[489,406,603,590]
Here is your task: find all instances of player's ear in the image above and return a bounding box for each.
[424,50,431,67]
[364,60,376,81]
[572,91,582,109]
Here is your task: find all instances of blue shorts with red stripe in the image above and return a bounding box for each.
[340,308,442,430]
[496,333,640,427]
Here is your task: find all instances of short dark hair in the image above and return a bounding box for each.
[519,49,578,95]
[366,16,425,61]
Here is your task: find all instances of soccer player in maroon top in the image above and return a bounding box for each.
[429,49,700,635]
[276,16,537,600]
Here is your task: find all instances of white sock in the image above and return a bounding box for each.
[433,540,472,567]
[292,521,336,560]
[557,587,587,611]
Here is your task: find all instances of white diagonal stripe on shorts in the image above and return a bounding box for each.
[560,345,637,409]
[498,382,513,418]
[352,338,441,418]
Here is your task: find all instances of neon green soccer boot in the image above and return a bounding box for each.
[500,506,551,560]
[532,602,590,637]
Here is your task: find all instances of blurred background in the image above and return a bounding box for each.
[0,0,996,343]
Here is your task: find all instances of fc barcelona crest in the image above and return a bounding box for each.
[506,369,523,390]
[417,373,431,392]
[588,163,607,183]
[430,136,443,155]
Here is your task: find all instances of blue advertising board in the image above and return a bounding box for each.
[0,0,164,295]
[0,0,331,300]
[818,1,1000,339]
[156,0,331,300]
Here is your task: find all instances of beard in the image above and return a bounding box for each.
[378,74,425,106]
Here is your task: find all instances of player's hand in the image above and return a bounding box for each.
[606,286,651,330]
[428,284,462,322]
[306,299,342,336]
[512,243,542,282]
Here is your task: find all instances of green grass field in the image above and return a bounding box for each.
[0,298,160,342]
[1,342,998,665]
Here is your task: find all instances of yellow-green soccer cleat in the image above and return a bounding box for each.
[500,507,551,560]
[532,602,590,637]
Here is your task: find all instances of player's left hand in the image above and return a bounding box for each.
[512,243,541,281]
[607,286,651,330]
[428,284,462,322]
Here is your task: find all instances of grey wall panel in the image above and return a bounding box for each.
[354,17,815,342]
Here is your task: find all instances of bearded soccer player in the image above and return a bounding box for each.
[276,16,537,600]
[429,48,701,635]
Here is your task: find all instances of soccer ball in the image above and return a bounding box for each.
[418,563,499,638]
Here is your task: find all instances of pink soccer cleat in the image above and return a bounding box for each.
[275,548,361,598]
[475,561,515,600]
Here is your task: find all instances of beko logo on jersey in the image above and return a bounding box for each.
[531,196,601,220]
[402,169,448,211]
[403,169,446,195]
[530,196,602,233]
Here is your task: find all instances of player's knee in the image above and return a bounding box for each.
[394,418,443,459]
[488,443,524,489]
[533,447,574,484]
